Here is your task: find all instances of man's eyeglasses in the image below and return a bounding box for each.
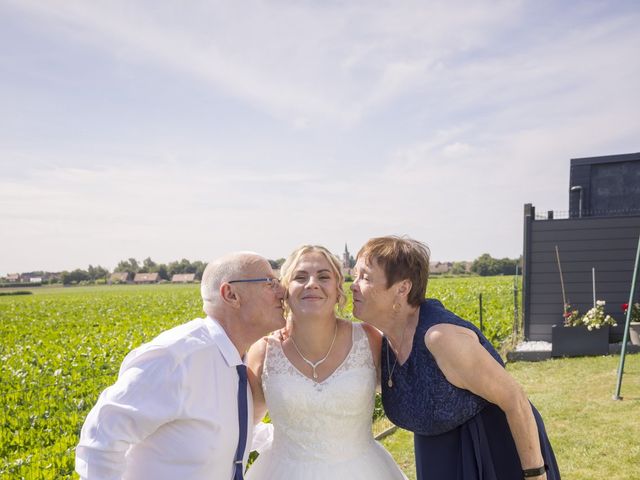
[227,277,281,290]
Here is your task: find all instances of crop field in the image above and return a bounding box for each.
[0,276,519,479]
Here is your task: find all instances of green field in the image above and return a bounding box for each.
[0,276,584,478]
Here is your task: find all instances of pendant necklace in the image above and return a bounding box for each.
[290,322,338,380]
[386,321,410,388]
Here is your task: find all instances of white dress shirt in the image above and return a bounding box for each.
[75,316,253,480]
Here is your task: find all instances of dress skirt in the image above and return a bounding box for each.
[414,403,560,480]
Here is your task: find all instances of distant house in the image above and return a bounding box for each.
[430,261,452,274]
[133,272,160,284]
[110,272,131,284]
[171,273,196,283]
[18,274,42,283]
[6,273,20,282]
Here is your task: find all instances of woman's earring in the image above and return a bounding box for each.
[392,303,400,313]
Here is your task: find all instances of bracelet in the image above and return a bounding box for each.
[523,465,548,477]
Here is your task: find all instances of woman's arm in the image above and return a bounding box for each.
[425,324,547,479]
[246,337,269,424]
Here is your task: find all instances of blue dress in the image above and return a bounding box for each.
[381,299,560,480]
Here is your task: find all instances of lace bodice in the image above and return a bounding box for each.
[382,299,503,436]
[262,323,377,462]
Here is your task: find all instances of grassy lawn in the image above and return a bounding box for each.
[380,353,640,480]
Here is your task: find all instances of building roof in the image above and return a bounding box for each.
[171,273,196,282]
[133,272,160,282]
[429,261,452,274]
[110,272,130,282]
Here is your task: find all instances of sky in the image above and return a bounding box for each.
[1,0,639,274]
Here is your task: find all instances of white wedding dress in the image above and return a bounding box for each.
[246,323,407,480]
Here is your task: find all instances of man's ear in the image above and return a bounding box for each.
[220,283,241,308]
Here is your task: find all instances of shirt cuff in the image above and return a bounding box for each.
[250,422,273,454]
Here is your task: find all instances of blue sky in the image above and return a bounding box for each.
[1,0,639,274]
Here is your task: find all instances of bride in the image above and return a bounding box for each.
[245,245,406,479]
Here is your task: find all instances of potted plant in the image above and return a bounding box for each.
[552,301,616,357]
[621,303,640,346]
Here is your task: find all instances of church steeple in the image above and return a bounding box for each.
[342,243,351,269]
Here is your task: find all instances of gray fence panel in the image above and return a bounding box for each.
[523,211,640,342]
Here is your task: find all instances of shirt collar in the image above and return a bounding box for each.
[205,316,244,367]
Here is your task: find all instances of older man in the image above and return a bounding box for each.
[76,252,285,480]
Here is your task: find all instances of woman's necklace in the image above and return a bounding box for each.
[290,322,338,380]
[386,321,410,388]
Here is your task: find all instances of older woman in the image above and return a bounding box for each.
[246,245,406,480]
[351,236,560,480]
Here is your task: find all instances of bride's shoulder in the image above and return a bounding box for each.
[358,322,382,367]
[359,322,383,341]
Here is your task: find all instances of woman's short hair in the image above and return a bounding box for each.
[357,236,430,307]
[279,245,346,315]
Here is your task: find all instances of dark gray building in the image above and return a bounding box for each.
[523,152,640,342]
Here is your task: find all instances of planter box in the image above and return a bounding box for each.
[551,325,610,357]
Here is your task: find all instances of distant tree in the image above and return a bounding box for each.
[471,254,519,276]
[141,257,157,273]
[156,264,169,281]
[87,265,109,281]
[498,257,519,275]
[128,258,140,272]
[168,258,198,277]
[62,269,90,285]
[471,254,496,276]
[451,261,468,275]
[114,258,140,273]
[192,261,206,280]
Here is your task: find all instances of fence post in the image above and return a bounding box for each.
[613,234,640,400]
[513,264,519,336]
[479,293,484,333]
[522,203,535,339]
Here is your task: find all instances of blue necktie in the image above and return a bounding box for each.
[233,364,248,480]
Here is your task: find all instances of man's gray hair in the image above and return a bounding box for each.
[201,252,264,316]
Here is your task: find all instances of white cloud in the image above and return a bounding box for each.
[4,0,528,127]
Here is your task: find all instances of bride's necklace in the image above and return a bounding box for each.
[290,322,338,380]
[386,320,411,388]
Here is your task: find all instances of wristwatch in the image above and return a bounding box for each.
[523,465,548,477]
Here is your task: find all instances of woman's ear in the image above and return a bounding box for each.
[396,279,412,298]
